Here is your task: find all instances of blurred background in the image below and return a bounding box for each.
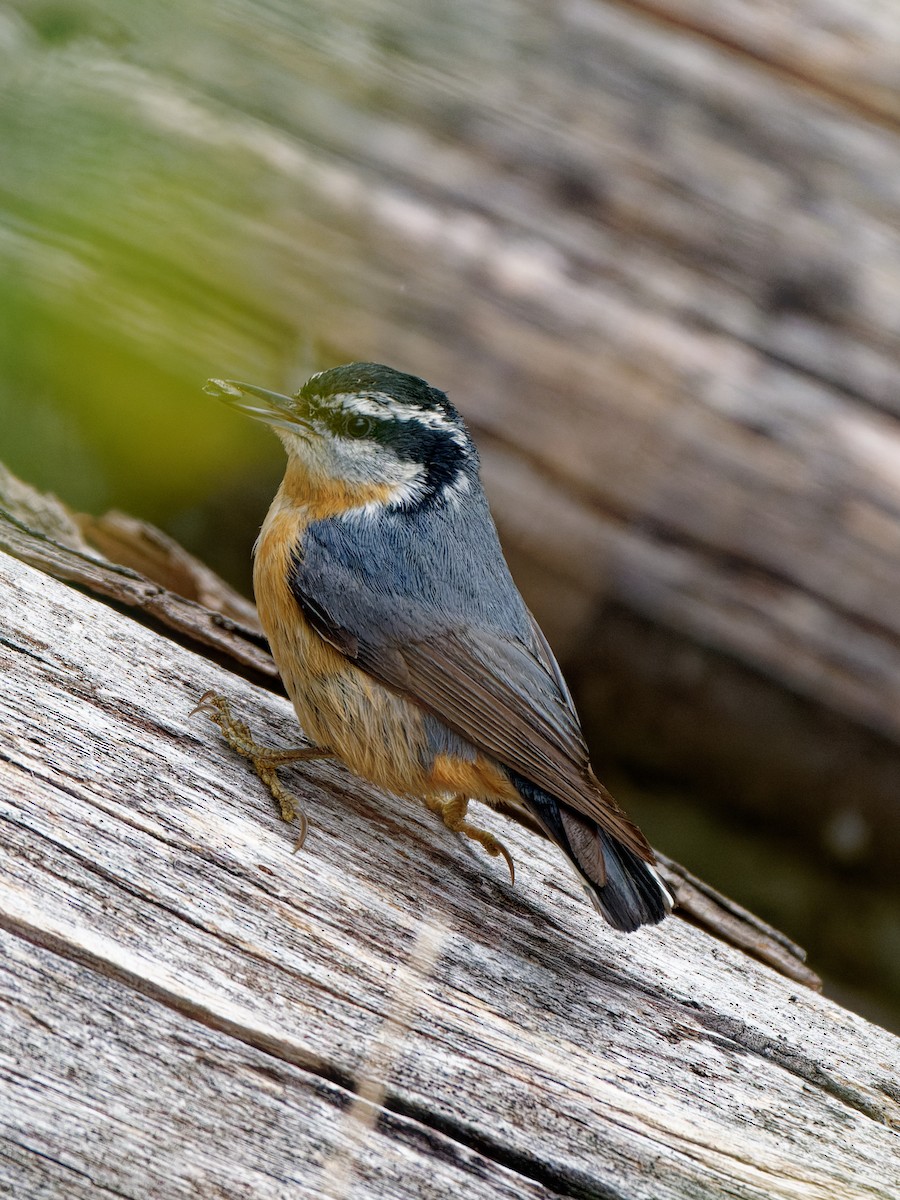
[1,0,899,1027]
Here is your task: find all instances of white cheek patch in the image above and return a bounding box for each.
[281,398,470,513]
[349,447,429,512]
[317,437,430,512]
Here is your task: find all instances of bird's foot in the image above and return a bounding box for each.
[427,793,516,884]
[191,690,333,848]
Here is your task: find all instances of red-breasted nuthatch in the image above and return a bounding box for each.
[199,363,671,931]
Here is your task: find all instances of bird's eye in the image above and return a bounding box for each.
[343,413,374,439]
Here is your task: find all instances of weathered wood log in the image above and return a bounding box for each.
[0,468,817,988]
[3,0,899,725]
[0,464,273,685]
[2,499,900,1196]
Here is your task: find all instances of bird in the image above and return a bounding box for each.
[197,363,672,931]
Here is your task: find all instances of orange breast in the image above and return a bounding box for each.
[253,463,516,807]
[425,752,519,804]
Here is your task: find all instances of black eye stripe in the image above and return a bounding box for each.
[315,407,379,437]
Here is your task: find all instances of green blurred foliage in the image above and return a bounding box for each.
[0,1,309,588]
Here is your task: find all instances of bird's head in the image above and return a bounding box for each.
[206,363,475,512]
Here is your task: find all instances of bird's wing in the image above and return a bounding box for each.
[289,521,652,861]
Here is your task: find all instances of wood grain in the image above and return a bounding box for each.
[0,932,551,1200]
[0,468,819,987]
[0,504,275,687]
[1,549,898,1198]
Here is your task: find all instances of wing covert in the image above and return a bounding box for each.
[290,507,652,858]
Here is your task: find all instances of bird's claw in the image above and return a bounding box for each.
[428,794,516,885]
[191,690,321,840]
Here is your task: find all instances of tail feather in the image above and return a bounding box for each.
[510,773,672,932]
[583,824,672,931]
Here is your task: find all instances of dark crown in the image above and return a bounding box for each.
[299,363,474,507]
[298,363,459,421]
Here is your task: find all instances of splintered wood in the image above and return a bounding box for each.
[1,550,898,1198]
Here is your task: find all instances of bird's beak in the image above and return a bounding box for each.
[204,379,314,438]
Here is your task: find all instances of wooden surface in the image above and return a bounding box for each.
[0,468,821,990]
[0,464,273,686]
[2,549,899,1198]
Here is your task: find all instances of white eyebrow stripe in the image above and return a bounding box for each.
[326,391,468,444]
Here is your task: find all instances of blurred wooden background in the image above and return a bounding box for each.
[1,0,899,1024]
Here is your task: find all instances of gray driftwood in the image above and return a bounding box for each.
[0,469,818,989]
[1,538,899,1197]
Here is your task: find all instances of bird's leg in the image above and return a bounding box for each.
[191,690,334,848]
[426,793,516,884]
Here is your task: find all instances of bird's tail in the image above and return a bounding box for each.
[510,774,672,932]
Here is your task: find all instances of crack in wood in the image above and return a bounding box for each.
[0,911,576,1197]
[2,1139,135,1198]
[380,1097,633,1200]
[0,908,353,1091]
[0,802,396,1026]
[691,1009,894,1128]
